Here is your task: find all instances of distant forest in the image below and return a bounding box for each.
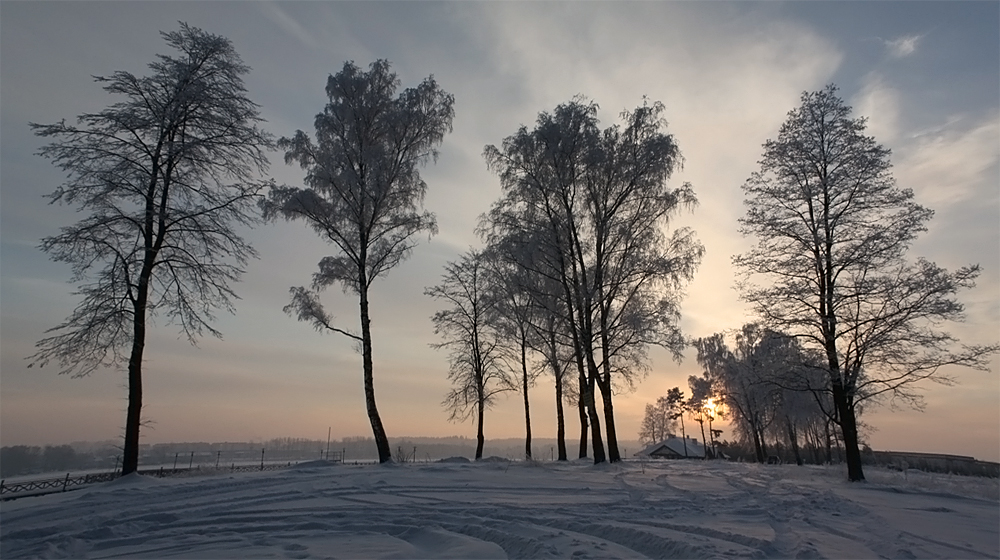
[0,437,643,478]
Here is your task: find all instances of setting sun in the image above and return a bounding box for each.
[704,398,718,419]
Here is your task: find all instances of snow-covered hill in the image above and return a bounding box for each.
[2,459,997,558]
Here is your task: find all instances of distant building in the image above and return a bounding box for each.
[869,450,999,477]
[634,436,707,459]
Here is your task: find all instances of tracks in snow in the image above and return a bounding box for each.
[2,461,996,559]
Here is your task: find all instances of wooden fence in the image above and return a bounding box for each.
[1,451,344,501]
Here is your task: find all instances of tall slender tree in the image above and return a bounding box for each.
[267,60,453,463]
[664,387,690,457]
[532,276,575,461]
[687,375,714,459]
[487,231,577,460]
[426,249,511,460]
[736,85,997,481]
[28,24,273,476]
[487,252,542,460]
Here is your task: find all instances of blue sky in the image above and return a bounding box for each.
[2,1,997,461]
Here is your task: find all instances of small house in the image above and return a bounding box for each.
[634,436,707,459]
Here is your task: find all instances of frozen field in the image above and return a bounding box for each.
[1,458,997,559]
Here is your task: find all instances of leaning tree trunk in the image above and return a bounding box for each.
[696,417,708,459]
[600,389,620,462]
[360,284,392,463]
[809,425,822,464]
[554,365,567,461]
[583,372,606,463]
[577,385,589,459]
[595,372,621,462]
[824,319,864,479]
[824,419,833,463]
[475,396,485,460]
[832,380,864,481]
[679,414,689,458]
[520,338,532,459]
[561,255,605,464]
[548,328,568,461]
[565,315,603,462]
[122,288,148,476]
[751,424,765,463]
[758,426,770,461]
[707,414,715,459]
[597,319,621,462]
[122,221,159,476]
[555,393,567,460]
[787,417,803,466]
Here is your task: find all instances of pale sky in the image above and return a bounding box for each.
[2,1,997,462]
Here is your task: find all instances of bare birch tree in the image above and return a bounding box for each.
[266,60,453,463]
[426,249,512,460]
[28,24,273,476]
[486,252,544,459]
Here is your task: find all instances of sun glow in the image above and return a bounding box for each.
[704,398,718,419]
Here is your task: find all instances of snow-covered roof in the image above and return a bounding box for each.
[634,436,706,459]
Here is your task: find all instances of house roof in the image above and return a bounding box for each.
[634,437,706,459]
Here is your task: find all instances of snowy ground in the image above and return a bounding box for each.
[1,458,997,559]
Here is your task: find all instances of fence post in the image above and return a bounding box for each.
[173,452,179,471]
[159,467,164,478]
[62,473,70,492]
[216,451,221,469]
[189,451,194,469]
[260,448,265,471]
[1,479,5,495]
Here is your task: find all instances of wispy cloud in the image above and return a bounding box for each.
[853,72,900,142]
[258,2,320,51]
[884,34,923,58]
[897,112,1000,207]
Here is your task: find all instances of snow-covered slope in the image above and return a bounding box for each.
[2,459,997,559]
